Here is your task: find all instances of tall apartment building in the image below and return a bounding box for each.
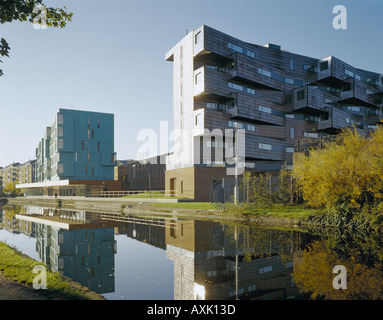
[165,25,383,201]
[18,108,119,196]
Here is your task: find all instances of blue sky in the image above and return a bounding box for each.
[0,0,382,167]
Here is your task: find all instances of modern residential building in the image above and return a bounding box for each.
[18,160,36,184]
[0,162,21,188]
[18,108,120,196]
[165,25,383,201]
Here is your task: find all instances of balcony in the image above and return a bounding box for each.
[317,56,350,87]
[293,86,330,116]
[339,78,382,108]
[318,107,363,133]
[227,93,284,126]
[227,53,284,91]
[193,66,233,100]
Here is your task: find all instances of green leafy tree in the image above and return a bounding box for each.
[0,0,73,76]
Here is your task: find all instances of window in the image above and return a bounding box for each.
[91,129,94,139]
[227,42,243,54]
[195,31,201,44]
[348,106,360,112]
[258,105,271,114]
[87,117,90,127]
[97,118,100,128]
[248,285,256,292]
[85,165,88,175]
[290,127,295,138]
[286,114,294,119]
[85,141,88,151]
[297,90,305,101]
[228,82,243,91]
[246,50,255,58]
[58,126,63,137]
[88,153,90,163]
[304,132,319,138]
[285,78,294,85]
[58,163,64,174]
[320,60,329,71]
[58,139,64,150]
[246,124,255,132]
[246,87,256,95]
[195,72,201,85]
[87,129,90,139]
[289,59,294,70]
[286,147,295,153]
[57,114,64,125]
[259,143,272,150]
[91,165,94,175]
[81,140,84,151]
[75,152,78,162]
[258,68,271,77]
[345,69,353,77]
[97,141,100,152]
[259,266,273,274]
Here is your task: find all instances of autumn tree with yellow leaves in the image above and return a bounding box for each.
[293,127,383,212]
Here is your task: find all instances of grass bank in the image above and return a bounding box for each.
[0,241,94,300]
[149,202,325,219]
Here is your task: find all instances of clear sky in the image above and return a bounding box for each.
[0,0,382,167]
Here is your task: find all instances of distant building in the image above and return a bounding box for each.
[115,154,169,191]
[18,108,120,196]
[0,162,22,188]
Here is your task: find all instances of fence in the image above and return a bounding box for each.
[86,189,181,199]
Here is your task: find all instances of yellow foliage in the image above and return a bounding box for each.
[293,127,383,209]
[293,241,383,300]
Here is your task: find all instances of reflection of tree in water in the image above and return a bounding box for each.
[293,240,383,300]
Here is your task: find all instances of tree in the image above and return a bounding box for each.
[293,127,383,211]
[0,0,73,76]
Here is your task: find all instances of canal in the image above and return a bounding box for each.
[0,202,382,300]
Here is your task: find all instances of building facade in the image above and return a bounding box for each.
[18,108,120,196]
[35,108,116,182]
[165,25,383,201]
[114,155,168,192]
[0,160,36,189]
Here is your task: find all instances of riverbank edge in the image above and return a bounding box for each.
[5,196,307,228]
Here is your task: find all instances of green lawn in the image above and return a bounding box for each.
[0,241,89,299]
[149,202,324,219]
[149,202,216,210]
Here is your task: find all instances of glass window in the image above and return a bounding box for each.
[286,147,294,153]
[320,60,329,71]
[227,42,243,53]
[195,31,201,44]
[289,59,294,70]
[58,139,64,150]
[57,114,64,125]
[259,143,272,150]
[258,105,272,114]
[57,126,63,137]
[228,82,243,91]
[290,127,295,138]
[297,90,305,101]
[246,87,256,95]
[258,68,271,77]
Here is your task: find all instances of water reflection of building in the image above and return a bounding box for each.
[15,206,117,294]
[165,220,303,300]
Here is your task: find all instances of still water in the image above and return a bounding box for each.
[0,203,382,300]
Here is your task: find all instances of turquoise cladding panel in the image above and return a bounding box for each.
[57,108,115,181]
